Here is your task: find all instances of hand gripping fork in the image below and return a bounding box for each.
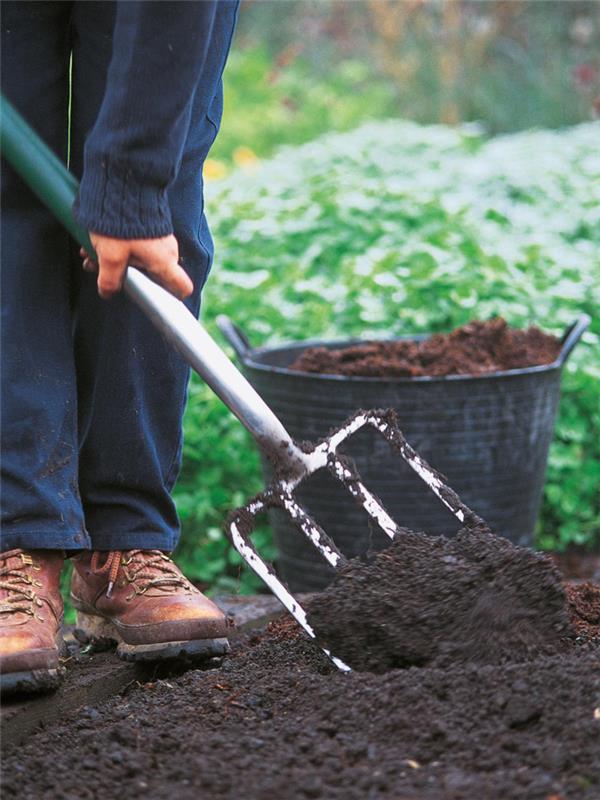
[1,95,484,672]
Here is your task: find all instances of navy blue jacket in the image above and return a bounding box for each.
[74,0,222,240]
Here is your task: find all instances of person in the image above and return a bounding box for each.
[0,0,239,693]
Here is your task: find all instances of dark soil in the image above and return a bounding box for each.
[2,592,598,800]
[2,537,599,800]
[289,318,561,377]
[551,551,600,583]
[307,526,572,673]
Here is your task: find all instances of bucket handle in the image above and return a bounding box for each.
[558,314,591,366]
[216,315,252,360]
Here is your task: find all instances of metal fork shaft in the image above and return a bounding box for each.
[124,269,308,475]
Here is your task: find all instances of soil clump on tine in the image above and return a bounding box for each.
[290,317,561,377]
[308,525,573,672]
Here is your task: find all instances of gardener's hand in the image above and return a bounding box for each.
[81,233,194,301]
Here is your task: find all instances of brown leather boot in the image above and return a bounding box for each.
[71,550,230,662]
[0,549,65,694]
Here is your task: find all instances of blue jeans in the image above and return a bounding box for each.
[1,1,238,552]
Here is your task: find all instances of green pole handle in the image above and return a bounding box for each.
[0,94,96,258]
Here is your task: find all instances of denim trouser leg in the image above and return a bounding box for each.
[1,1,239,553]
[1,1,89,551]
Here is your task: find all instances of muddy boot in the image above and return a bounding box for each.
[0,549,65,694]
[71,550,230,662]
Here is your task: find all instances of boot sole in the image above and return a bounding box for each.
[0,667,64,695]
[75,611,230,663]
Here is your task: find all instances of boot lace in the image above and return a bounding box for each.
[91,550,188,599]
[0,551,44,618]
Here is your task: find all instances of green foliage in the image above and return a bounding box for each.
[174,120,599,588]
[61,561,76,625]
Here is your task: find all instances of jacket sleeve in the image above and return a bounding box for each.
[73,0,219,239]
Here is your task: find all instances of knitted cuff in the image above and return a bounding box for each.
[73,153,174,240]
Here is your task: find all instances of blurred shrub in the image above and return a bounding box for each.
[173,120,600,590]
[363,0,600,131]
[209,0,599,172]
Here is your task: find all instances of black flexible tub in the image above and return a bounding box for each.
[218,315,590,592]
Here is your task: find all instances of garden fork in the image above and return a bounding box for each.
[1,95,483,671]
[223,405,484,671]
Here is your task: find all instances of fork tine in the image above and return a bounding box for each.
[227,503,351,672]
[227,498,304,619]
[365,410,485,528]
[328,457,399,540]
[274,490,346,568]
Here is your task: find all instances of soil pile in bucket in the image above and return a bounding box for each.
[289,317,561,377]
[307,525,573,672]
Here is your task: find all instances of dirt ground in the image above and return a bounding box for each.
[289,318,561,377]
[2,576,598,800]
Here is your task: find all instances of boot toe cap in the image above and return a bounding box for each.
[114,599,229,645]
[0,635,60,673]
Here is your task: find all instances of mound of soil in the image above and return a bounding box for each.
[2,593,598,800]
[289,318,561,377]
[567,582,600,637]
[308,526,572,672]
